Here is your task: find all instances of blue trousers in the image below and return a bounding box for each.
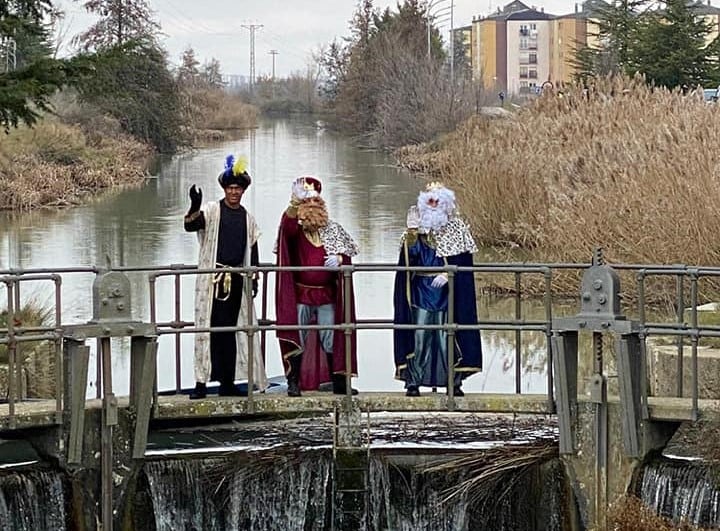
[297,303,335,354]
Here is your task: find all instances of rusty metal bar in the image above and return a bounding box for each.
[447,268,456,409]
[343,265,353,404]
[100,336,114,531]
[514,272,522,394]
[260,270,269,365]
[637,271,650,419]
[174,272,182,393]
[676,272,685,398]
[5,277,16,427]
[690,271,699,420]
[543,268,554,410]
[54,275,63,422]
[245,270,255,411]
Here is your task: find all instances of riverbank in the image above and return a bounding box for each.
[395,77,720,301]
[0,118,152,211]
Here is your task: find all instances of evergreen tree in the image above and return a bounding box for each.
[571,0,647,78]
[176,46,200,86]
[73,0,160,51]
[632,0,717,88]
[201,58,223,88]
[0,0,79,130]
[77,42,182,152]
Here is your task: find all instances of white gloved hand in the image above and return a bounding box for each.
[324,254,341,268]
[431,274,448,288]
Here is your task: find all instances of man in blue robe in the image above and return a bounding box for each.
[393,182,482,397]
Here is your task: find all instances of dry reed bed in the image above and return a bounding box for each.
[397,77,720,301]
[0,120,151,210]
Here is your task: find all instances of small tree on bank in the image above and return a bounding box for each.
[73,0,160,51]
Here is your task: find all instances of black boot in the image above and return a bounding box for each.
[189,382,207,400]
[332,374,359,395]
[287,355,302,397]
[219,380,241,396]
[326,352,358,395]
[406,385,420,397]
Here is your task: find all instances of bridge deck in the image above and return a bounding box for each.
[2,393,719,432]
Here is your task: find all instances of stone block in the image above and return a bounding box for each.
[647,341,720,399]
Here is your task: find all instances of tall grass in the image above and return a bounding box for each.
[0,301,56,398]
[0,116,151,210]
[396,76,720,301]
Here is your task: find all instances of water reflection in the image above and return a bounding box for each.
[1,117,564,397]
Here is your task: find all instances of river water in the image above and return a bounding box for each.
[0,117,550,396]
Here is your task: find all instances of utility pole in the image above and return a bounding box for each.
[450,0,454,85]
[241,23,263,97]
[269,49,278,80]
[269,49,278,99]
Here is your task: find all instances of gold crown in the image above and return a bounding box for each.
[425,181,444,191]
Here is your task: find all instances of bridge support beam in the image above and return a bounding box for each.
[552,331,578,455]
[64,339,90,465]
[129,336,158,459]
[333,405,368,530]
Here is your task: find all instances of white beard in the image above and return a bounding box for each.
[418,206,450,232]
[417,187,455,232]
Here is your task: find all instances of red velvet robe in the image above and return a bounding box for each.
[275,212,358,390]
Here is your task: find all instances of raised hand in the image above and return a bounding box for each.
[189,184,202,213]
[430,274,448,288]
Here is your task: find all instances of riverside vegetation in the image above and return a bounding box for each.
[396,76,720,304]
[0,83,257,212]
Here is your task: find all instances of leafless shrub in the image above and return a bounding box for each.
[0,118,150,211]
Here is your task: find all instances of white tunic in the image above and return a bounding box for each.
[193,201,268,389]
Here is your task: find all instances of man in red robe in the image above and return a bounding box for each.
[274,176,359,397]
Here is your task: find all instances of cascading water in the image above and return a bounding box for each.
[0,468,66,531]
[367,455,571,531]
[142,451,574,531]
[637,458,720,528]
[144,452,332,531]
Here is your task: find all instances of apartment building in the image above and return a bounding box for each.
[470,0,720,93]
[687,0,720,46]
[471,0,554,94]
[551,3,601,85]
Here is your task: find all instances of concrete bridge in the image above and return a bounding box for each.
[2,253,720,530]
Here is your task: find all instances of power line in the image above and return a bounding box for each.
[241,23,263,95]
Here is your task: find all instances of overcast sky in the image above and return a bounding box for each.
[55,0,582,77]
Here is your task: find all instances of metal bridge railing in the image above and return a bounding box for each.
[2,261,720,428]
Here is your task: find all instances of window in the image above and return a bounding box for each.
[520,66,529,78]
[529,68,538,79]
[520,37,528,49]
[529,52,537,64]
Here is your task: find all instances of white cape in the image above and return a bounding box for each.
[193,201,268,390]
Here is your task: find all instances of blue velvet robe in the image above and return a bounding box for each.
[393,235,483,385]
